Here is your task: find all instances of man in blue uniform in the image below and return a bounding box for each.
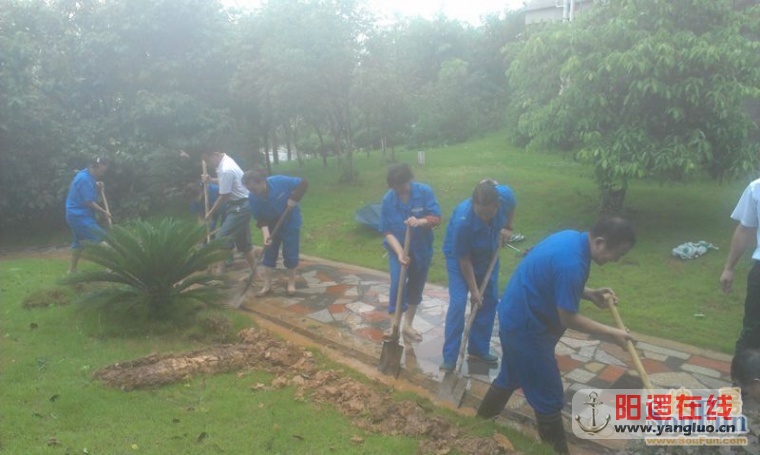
[184,182,223,234]
[65,156,111,273]
[477,216,636,454]
[440,179,516,371]
[243,168,308,296]
[380,163,441,341]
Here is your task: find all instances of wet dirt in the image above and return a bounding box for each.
[95,327,517,455]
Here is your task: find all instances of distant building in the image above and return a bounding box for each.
[523,0,593,25]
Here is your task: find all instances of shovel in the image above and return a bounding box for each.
[230,205,292,309]
[438,246,500,406]
[607,298,653,391]
[100,187,113,228]
[378,225,412,377]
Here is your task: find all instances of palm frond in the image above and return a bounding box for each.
[63,218,228,314]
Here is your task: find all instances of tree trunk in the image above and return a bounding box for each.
[599,182,627,215]
[285,123,293,162]
[262,130,272,175]
[316,128,327,168]
[271,128,280,166]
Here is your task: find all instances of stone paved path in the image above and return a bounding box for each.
[232,255,734,453]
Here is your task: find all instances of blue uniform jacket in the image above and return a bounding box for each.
[65,169,98,219]
[248,176,303,230]
[379,181,441,263]
[499,230,591,341]
[190,184,220,217]
[442,185,516,267]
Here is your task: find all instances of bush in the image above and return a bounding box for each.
[61,218,229,315]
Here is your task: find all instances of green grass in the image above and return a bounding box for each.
[273,134,748,354]
[0,257,550,454]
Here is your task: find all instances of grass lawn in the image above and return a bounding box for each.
[271,133,749,354]
[0,257,550,454]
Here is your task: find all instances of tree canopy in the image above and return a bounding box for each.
[507,0,760,210]
[1,0,516,229]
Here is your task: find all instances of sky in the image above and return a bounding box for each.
[222,0,527,25]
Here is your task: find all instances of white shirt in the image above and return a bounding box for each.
[216,154,249,201]
[731,178,760,260]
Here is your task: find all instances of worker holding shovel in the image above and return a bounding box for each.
[184,182,223,237]
[379,163,441,341]
[201,148,256,278]
[440,179,516,372]
[243,168,308,296]
[65,156,111,273]
[477,216,636,454]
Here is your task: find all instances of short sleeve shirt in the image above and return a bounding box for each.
[498,230,591,341]
[731,178,760,260]
[216,154,249,201]
[65,169,98,219]
[248,175,303,229]
[379,182,441,262]
[190,184,220,217]
[442,184,516,265]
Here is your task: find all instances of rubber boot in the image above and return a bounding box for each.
[256,266,272,296]
[535,411,569,454]
[476,384,514,419]
[402,304,423,341]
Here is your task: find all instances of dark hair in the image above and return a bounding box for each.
[242,168,269,186]
[386,163,413,187]
[472,179,499,206]
[732,349,760,386]
[589,216,636,249]
[90,156,109,167]
[183,183,203,201]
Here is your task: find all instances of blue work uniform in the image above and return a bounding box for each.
[190,184,223,232]
[493,230,590,415]
[441,185,516,364]
[248,175,303,269]
[379,181,441,314]
[65,169,105,249]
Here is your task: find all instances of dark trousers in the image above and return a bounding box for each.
[736,262,760,353]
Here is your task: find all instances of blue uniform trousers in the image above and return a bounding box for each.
[492,331,564,415]
[442,256,499,364]
[387,252,430,314]
[67,215,105,249]
[261,225,300,269]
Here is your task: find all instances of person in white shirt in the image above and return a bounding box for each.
[201,149,256,277]
[720,178,760,383]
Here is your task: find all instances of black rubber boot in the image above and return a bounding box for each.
[476,384,514,419]
[535,411,569,454]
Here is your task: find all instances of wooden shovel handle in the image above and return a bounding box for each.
[201,160,211,243]
[100,187,113,228]
[608,301,654,391]
[389,226,412,340]
[454,248,501,374]
[270,204,294,241]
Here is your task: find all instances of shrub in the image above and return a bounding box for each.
[61,219,229,315]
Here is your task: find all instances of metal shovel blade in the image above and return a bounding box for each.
[378,338,404,377]
[229,271,255,309]
[437,371,468,407]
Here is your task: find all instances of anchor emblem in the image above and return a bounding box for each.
[574,391,611,435]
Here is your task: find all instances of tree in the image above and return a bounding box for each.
[508,0,760,211]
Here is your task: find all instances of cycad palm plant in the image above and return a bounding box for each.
[62,219,230,314]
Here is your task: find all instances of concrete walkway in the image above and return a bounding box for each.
[231,255,734,453]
